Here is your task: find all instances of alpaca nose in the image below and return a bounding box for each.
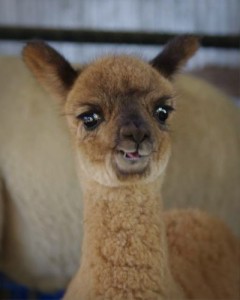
[119,120,150,144]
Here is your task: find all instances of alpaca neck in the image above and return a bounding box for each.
[66,180,182,299]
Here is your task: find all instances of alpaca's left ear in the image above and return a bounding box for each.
[150,35,200,79]
[22,41,78,103]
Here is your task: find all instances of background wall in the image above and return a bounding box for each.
[0,0,239,33]
[0,0,239,70]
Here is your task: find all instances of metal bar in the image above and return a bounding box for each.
[0,26,239,49]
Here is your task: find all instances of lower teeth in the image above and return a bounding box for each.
[124,152,140,160]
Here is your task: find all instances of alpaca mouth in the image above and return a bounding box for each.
[118,149,151,164]
[121,150,143,161]
[114,149,150,174]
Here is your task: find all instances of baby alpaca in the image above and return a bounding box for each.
[23,36,239,299]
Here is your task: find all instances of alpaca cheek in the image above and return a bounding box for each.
[77,149,119,187]
[149,135,171,180]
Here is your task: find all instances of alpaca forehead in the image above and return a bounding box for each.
[87,54,154,81]
[70,55,173,106]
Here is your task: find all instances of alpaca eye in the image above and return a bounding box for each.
[78,111,102,130]
[154,105,174,123]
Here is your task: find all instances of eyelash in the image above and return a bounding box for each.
[77,110,103,130]
[76,100,174,131]
[153,104,174,124]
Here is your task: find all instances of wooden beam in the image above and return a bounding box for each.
[0,26,239,49]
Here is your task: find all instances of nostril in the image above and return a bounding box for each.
[133,130,149,144]
[120,125,150,144]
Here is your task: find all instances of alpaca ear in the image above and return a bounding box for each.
[22,41,78,103]
[150,35,200,79]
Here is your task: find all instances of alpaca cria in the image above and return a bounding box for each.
[23,36,239,299]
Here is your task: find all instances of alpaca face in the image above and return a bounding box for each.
[65,56,175,186]
[22,35,199,186]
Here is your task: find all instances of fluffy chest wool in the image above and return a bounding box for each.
[64,183,184,300]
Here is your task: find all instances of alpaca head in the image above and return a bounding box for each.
[23,36,199,187]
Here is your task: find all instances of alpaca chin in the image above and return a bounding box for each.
[76,148,170,188]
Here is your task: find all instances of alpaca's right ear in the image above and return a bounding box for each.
[22,41,78,103]
[150,35,200,78]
